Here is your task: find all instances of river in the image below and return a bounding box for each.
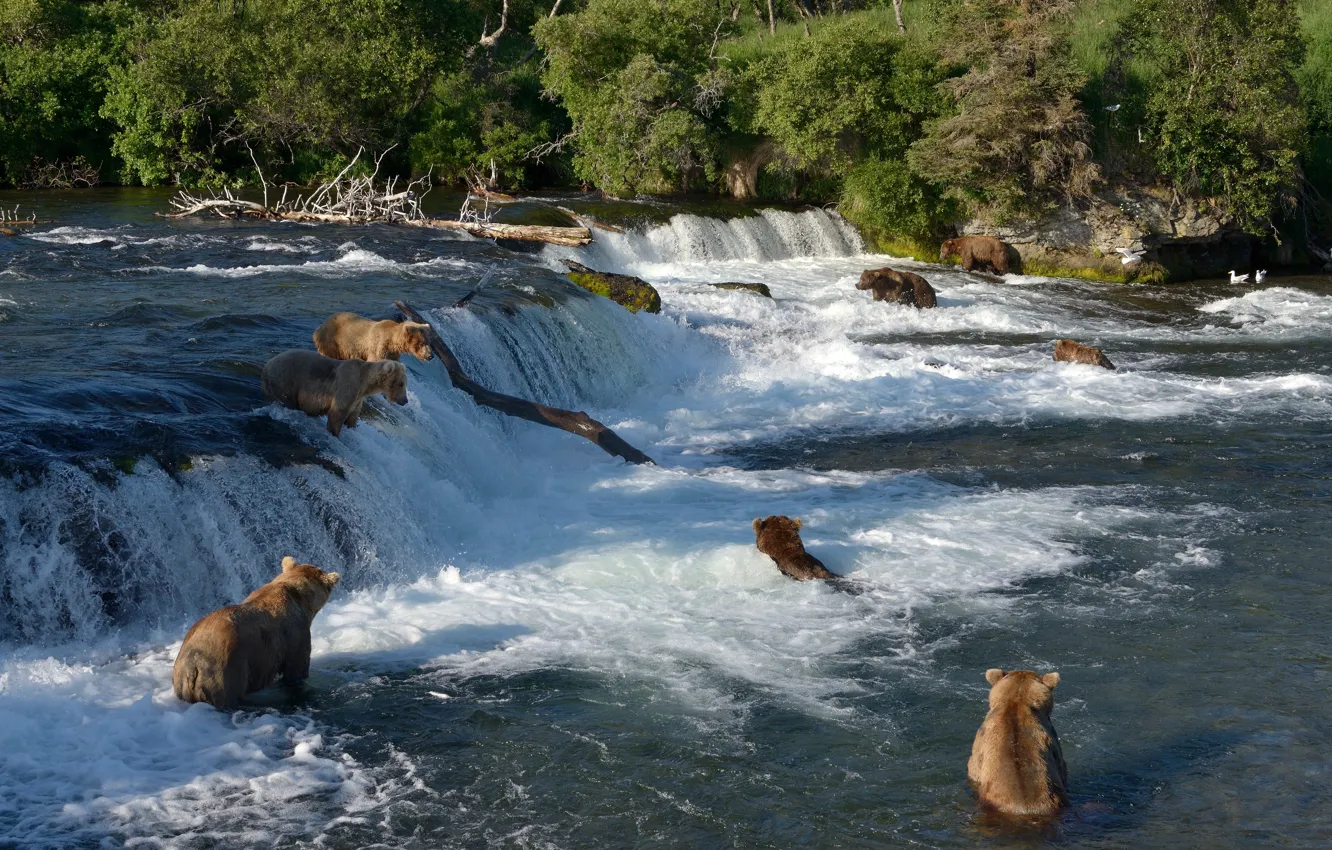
[1,190,1329,848]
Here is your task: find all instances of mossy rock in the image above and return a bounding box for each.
[563,260,661,314]
[710,282,772,297]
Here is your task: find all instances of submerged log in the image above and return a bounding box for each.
[562,260,662,313]
[394,300,654,465]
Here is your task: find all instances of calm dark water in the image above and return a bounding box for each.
[1,190,1330,848]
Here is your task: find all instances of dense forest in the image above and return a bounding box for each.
[2,0,1329,252]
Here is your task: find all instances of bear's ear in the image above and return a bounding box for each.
[323,571,341,588]
[1041,672,1060,689]
[281,556,297,572]
[792,517,803,531]
[752,518,763,534]
[985,668,1005,685]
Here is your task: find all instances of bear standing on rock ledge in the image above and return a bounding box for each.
[313,312,435,363]
[262,349,409,437]
[173,556,340,711]
[940,235,1013,275]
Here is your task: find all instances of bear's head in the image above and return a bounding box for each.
[278,555,341,614]
[939,239,959,261]
[753,515,806,558]
[398,322,434,362]
[983,668,1060,713]
[369,360,410,405]
[856,269,889,290]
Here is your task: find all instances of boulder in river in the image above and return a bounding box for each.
[856,267,937,309]
[710,282,772,298]
[1053,339,1115,369]
[562,260,662,314]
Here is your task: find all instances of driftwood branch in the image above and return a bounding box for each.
[478,0,508,48]
[395,300,654,465]
[0,205,38,226]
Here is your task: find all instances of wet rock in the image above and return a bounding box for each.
[710,282,772,297]
[1053,339,1115,370]
[562,260,662,314]
[856,267,938,308]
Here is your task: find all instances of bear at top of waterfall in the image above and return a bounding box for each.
[940,235,1014,276]
[968,668,1070,820]
[172,556,341,711]
[856,267,938,308]
[753,515,838,581]
[313,312,434,362]
[261,349,408,437]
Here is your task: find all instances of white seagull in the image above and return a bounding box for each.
[1255,269,1267,283]
[1105,104,1122,112]
[1115,247,1146,265]
[1229,270,1249,284]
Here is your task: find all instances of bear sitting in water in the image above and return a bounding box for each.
[1053,339,1115,370]
[856,268,938,309]
[968,668,1069,820]
[173,556,340,710]
[753,515,837,581]
[313,312,434,362]
[940,236,1013,275]
[261,349,408,437]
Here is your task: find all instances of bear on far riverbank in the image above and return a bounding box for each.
[940,236,1014,275]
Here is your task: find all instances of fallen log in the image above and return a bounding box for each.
[395,300,654,465]
[405,219,591,246]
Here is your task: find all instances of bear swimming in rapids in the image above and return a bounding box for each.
[313,312,434,362]
[753,515,838,581]
[173,556,340,710]
[968,668,1069,820]
[261,349,408,437]
[1053,339,1115,370]
[856,268,938,308]
[939,236,1014,275]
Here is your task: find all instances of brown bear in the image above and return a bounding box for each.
[753,515,837,581]
[173,556,340,710]
[313,312,434,362]
[856,268,938,309]
[968,669,1069,819]
[261,349,408,437]
[940,236,1014,275]
[1053,339,1115,370]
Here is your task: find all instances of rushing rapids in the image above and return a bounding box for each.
[1,192,1330,848]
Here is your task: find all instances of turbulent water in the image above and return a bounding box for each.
[1,190,1330,848]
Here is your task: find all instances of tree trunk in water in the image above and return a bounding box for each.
[893,0,906,33]
[394,301,655,465]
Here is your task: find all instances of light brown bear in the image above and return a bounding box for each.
[968,668,1069,819]
[856,267,938,309]
[940,236,1014,275]
[173,556,340,710]
[313,312,434,362]
[1053,339,1115,370]
[261,349,408,437]
[753,515,837,581]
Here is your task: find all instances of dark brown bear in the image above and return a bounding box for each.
[940,236,1013,275]
[1053,339,1115,370]
[753,515,837,581]
[173,556,340,710]
[856,268,938,309]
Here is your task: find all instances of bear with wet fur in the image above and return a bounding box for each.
[1053,339,1115,370]
[968,668,1069,819]
[940,236,1013,275]
[173,556,341,710]
[856,268,938,309]
[753,515,837,581]
[313,312,434,362]
[261,349,408,437]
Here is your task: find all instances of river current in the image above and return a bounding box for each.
[1,190,1330,848]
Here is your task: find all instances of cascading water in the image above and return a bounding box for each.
[2,193,1331,848]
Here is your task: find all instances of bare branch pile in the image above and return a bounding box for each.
[0,205,37,226]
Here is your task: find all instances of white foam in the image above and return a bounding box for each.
[1199,286,1332,336]
[172,248,473,279]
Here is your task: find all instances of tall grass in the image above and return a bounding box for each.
[1298,0,1332,196]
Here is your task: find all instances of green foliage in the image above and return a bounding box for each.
[1123,0,1306,231]
[1298,0,1332,194]
[909,0,1100,222]
[840,155,955,241]
[534,0,731,195]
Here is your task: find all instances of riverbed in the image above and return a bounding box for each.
[1,190,1330,848]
